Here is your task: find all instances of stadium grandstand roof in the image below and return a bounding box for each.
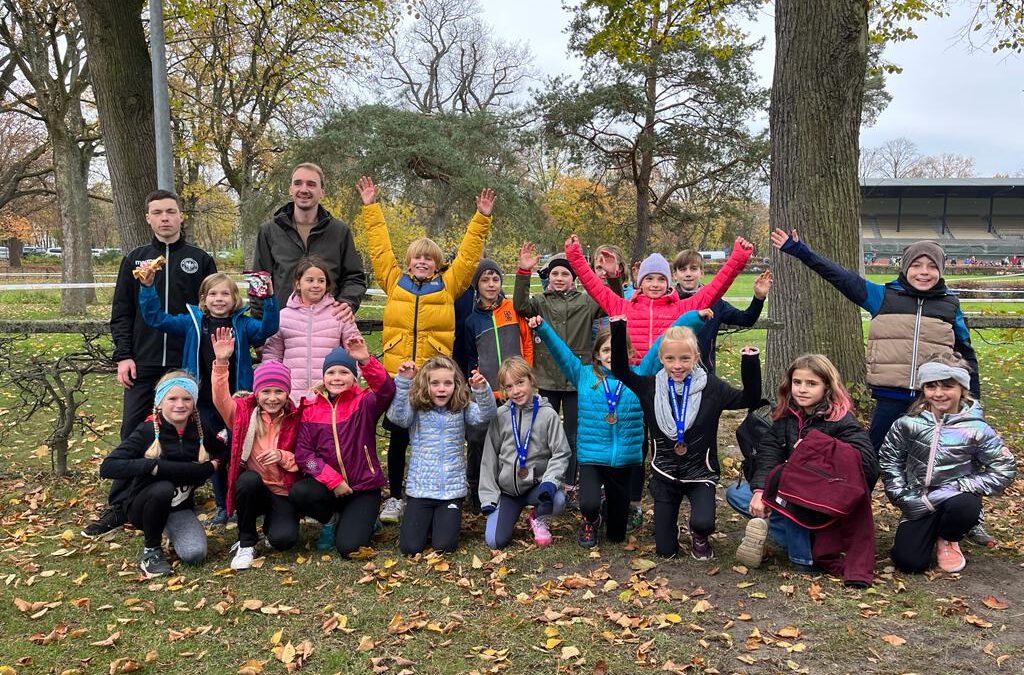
[862,177,1023,198]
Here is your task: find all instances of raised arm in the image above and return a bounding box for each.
[565,235,626,316]
[138,284,191,336]
[682,238,753,311]
[635,309,709,377]
[512,243,541,317]
[361,201,403,294]
[441,189,494,298]
[533,319,582,384]
[714,349,763,411]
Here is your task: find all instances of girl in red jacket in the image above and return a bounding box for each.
[290,338,396,557]
[566,234,754,361]
[211,328,305,571]
[262,256,360,404]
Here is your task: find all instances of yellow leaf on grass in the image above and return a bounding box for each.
[472,555,483,569]
[777,626,800,639]
[663,613,682,624]
[545,638,563,650]
[270,629,283,646]
[277,641,296,664]
[692,599,712,614]
[560,645,581,659]
[881,634,906,646]
[241,599,263,611]
[238,660,265,674]
[544,626,559,637]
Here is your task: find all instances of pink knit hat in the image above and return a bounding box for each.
[253,361,291,394]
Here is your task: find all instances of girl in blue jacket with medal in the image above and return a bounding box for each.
[528,309,708,548]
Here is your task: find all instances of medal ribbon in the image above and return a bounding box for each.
[510,396,539,468]
[667,375,692,443]
[601,379,623,416]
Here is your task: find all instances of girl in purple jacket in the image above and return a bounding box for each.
[262,256,361,404]
[290,338,395,557]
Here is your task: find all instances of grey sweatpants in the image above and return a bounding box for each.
[164,509,207,564]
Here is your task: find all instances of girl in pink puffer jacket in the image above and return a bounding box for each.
[262,256,361,403]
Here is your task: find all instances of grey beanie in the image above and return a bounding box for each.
[917,361,970,390]
[901,241,945,277]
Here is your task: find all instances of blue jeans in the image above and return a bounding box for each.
[725,481,813,566]
[869,394,912,455]
[484,484,566,550]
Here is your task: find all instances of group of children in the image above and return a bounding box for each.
[96,179,1016,584]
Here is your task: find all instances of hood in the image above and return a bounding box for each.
[629,287,681,305]
[496,394,553,416]
[923,400,984,425]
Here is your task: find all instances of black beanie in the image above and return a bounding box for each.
[539,254,576,281]
[472,259,503,288]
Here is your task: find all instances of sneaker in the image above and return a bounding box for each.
[626,504,643,532]
[578,517,600,548]
[528,509,553,546]
[379,497,405,524]
[735,517,769,569]
[140,547,172,578]
[81,506,125,538]
[211,507,229,526]
[317,515,338,551]
[936,538,966,573]
[690,530,714,561]
[966,523,996,548]
[229,542,256,571]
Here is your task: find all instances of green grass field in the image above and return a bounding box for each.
[0,277,1023,674]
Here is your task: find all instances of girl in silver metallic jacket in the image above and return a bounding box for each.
[879,360,1016,574]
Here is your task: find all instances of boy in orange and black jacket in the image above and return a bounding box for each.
[463,259,533,511]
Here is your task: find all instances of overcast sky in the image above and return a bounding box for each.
[478,0,1024,176]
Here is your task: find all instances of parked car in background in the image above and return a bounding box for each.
[45,247,62,257]
[22,246,44,255]
[0,246,8,260]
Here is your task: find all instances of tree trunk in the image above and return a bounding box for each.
[50,127,95,314]
[765,0,868,390]
[52,436,69,477]
[5,238,22,268]
[631,50,659,262]
[75,0,156,252]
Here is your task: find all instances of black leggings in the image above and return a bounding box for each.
[890,492,982,573]
[384,417,410,499]
[540,389,578,487]
[648,475,716,558]
[127,480,181,548]
[289,478,381,558]
[233,471,300,550]
[629,424,652,502]
[399,496,463,555]
[578,464,634,543]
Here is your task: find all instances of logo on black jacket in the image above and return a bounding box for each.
[180,257,199,274]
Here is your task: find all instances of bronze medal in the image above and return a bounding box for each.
[605,412,617,424]
[674,441,688,456]
[517,466,529,479]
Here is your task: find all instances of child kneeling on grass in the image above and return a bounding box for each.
[880,358,1015,574]
[100,372,218,578]
[479,357,572,549]
[291,339,396,558]
[387,356,497,555]
[210,328,305,570]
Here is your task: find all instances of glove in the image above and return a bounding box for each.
[537,481,557,503]
[480,503,497,515]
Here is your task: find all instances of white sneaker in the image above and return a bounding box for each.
[379,497,405,524]
[230,542,256,570]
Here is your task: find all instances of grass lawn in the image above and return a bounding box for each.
[0,286,1023,673]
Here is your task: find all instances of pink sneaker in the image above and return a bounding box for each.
[528,510,552,546]
[936,538,966,573]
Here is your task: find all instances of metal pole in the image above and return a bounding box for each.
[150,0,174,190]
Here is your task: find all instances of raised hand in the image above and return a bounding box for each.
[608,314,626,323]
[519,242,540,270]
[740,346,760,356]
[698,308,714,321]
[136,264,156,287]
[595,248,620,278]
[476,188,496,216]
[468,368,488,390]
[753,269,773,300]
[212,326,235,363]
[770,228,799,250]
[527,315,543,329]
[345,335,370,364]
[396,361,417,380]
[356,176,378,205]
[735,236,754,252]
[564,234,581,251]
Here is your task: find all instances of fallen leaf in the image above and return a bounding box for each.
[560,646,581,659]
[630,558,657,572]
[880,634,906,646]
[91,632,121,648]
[982,596,1009,610]
[692,599,712,614]
[777,626,800,639]
[965,615,993,628]
[238,659,265,674]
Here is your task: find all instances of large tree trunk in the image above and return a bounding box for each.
[75,0,156,252]
[50,127,95,314]
[765,1,868,389]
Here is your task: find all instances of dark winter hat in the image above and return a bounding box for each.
[323,346,358,376]
[901,241,946,277]
[472,259,503,288]
[540,254,576,281]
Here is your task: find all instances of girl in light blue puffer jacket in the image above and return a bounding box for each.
[387,356,497,555]
[880,359,1016,575]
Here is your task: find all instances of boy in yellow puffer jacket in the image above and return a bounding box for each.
[357,176,495,523]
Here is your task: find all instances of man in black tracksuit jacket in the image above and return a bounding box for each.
[83,190,216,537]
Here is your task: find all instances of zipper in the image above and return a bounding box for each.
[802,464,844,483]
[306,304,313,394]
[924,417,942,486]
[491,312,502,366]
[909,298,924,389]
[329,398,348,482]
[362,445,376,474]
[162,242,170,367]
[411,282,421,363]
[647,300,654,353]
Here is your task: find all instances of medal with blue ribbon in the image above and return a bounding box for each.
[511,395,539,479]
[668,375,692,455]
[602,378,623,424]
